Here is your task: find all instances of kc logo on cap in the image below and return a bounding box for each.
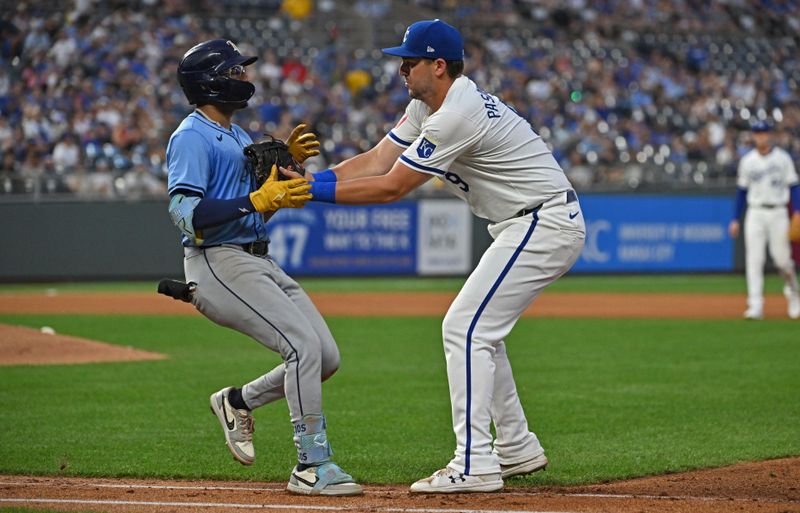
[751,120,772,132]
[382,19,464,61]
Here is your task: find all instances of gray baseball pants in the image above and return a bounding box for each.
[184,245,340,423]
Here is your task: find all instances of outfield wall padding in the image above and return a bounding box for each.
[1,195,753,282]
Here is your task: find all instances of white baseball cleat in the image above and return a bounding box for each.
[500,452,549,479]
[743,308,763,320]
[410,466,503,493]
[209,387,255,465]
[287,462,362,496]
[784,287,800,319]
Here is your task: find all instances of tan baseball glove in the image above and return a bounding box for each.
[789,212,800,243]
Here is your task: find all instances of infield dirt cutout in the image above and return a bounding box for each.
[1,289,798,512]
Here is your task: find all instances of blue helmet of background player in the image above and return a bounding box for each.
[177,39,258,109]
[751,120,772,132]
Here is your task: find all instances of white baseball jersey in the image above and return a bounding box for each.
[737,147,798,207]
[387,76,572,222]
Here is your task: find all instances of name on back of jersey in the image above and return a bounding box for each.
[478,88,500,119]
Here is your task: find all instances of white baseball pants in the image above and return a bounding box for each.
[443,193,586,475]
[744,206,799,312]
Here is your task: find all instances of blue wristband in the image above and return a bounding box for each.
[310,181,336,203]
[790,184,800,213]
[312,169,337,182]
[733,187,747,220]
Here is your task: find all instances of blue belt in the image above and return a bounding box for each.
[516,190,578,218]
[566,190,578,203]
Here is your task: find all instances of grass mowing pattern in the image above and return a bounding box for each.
[0,313,797,485]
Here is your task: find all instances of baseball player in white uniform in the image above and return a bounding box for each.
[291,19,585,493]
[728,121,800,319]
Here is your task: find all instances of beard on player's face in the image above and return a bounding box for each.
[406,74,433,102]
[408,84,429,101]
[402,59,433,102]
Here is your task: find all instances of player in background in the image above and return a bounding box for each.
[288,19,585,493]
[166,39,361,496]
[728,120,800,320]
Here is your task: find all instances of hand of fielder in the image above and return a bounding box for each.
[728,220,740,239]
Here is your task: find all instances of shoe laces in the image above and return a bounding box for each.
[234,409,255,440]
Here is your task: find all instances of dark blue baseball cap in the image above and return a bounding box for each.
[751,120,771,132]
[382,19,464,61]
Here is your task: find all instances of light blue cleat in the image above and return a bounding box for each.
[287,461,363,496]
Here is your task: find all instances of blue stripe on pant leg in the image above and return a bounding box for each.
[203,252,304,416]
[464,210,540,475]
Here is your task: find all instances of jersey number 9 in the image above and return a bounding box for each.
[444,171,469,192]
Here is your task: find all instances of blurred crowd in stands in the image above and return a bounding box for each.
[1,0,799,198]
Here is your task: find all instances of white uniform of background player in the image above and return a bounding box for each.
[728,121,800,319]
[296,19,586,493]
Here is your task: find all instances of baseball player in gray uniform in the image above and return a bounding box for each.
[292,20,585,493]
[728,121,800,320]
[166,39,361,496]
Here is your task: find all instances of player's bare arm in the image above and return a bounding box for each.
[311,160,430,205]
[330,136,405,180]
[280,137,403,183]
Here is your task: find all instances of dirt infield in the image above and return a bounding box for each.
[1,457,798,513]
[0,323,166,366]
[0,289,797,318]
[2,288,793,367]
[1,290,798,512]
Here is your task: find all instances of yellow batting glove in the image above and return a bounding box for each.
[286,123,321,163]
[249,165,312,212]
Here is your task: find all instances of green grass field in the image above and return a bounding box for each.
[0,275,798,487]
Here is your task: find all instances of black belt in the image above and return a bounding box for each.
[199,241,270,256]
[515,190,578,218]
[240,240,269,257]
[753,204,784,209]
